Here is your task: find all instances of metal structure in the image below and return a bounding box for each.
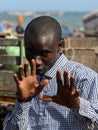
[0,34,24,128]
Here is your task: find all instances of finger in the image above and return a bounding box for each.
[19,65,24,80]
[74,89,80,97]
[56,70,63,88]
[63,70,69,87]
[39,95,53,102]
[24,61,29,77]
[31,59,36,76]
[38,79,48,92]
[13,73,20,86]
[70,76,75,91]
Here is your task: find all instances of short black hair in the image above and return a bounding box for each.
[24,16,62,47]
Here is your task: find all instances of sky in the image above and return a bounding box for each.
[0,0,98,12]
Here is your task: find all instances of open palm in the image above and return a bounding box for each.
[14,60,48,102]
[40,70,80,108]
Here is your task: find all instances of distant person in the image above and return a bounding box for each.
[3,21,13,33]
[3,16,98,130]
[72,28,80,37]
[16,15,24,34]
[0,23,4,32]
[72,27,84,37]
[16,25,24,34]
[61,25,69,37]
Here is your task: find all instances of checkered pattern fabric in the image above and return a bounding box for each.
[3,54,98,130]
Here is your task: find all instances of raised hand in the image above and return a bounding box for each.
[40,70,80,108]
[13,59,48,102]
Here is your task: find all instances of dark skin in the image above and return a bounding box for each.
[25,34,60,75]
[40,70,80,108]
[14,33,80,108]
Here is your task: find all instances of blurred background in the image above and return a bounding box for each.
[0,0,98,36]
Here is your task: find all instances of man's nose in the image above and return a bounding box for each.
[35,56,42,64]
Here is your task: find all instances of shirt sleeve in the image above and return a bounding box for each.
[3,99,32,130]
[73,70,98,130]
[79,97,98,122]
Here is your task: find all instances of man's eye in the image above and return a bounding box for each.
[42,52,49,57]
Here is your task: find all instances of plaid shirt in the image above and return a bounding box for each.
[3,54,98,130]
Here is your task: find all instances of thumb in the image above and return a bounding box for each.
[40,79,48,87]
[74,89,80,97]
[38,79,48,91]
[39,95,53,102]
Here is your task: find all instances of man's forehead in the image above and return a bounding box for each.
[30,33,55,43]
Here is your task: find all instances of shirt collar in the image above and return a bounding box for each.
[44,54,68,79]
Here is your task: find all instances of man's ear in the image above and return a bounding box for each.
[58,38,64,53]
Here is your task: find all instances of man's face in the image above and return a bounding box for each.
[25,34,61,75]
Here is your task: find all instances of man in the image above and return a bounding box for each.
[3,16,98,130]
[16,25,24,34]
